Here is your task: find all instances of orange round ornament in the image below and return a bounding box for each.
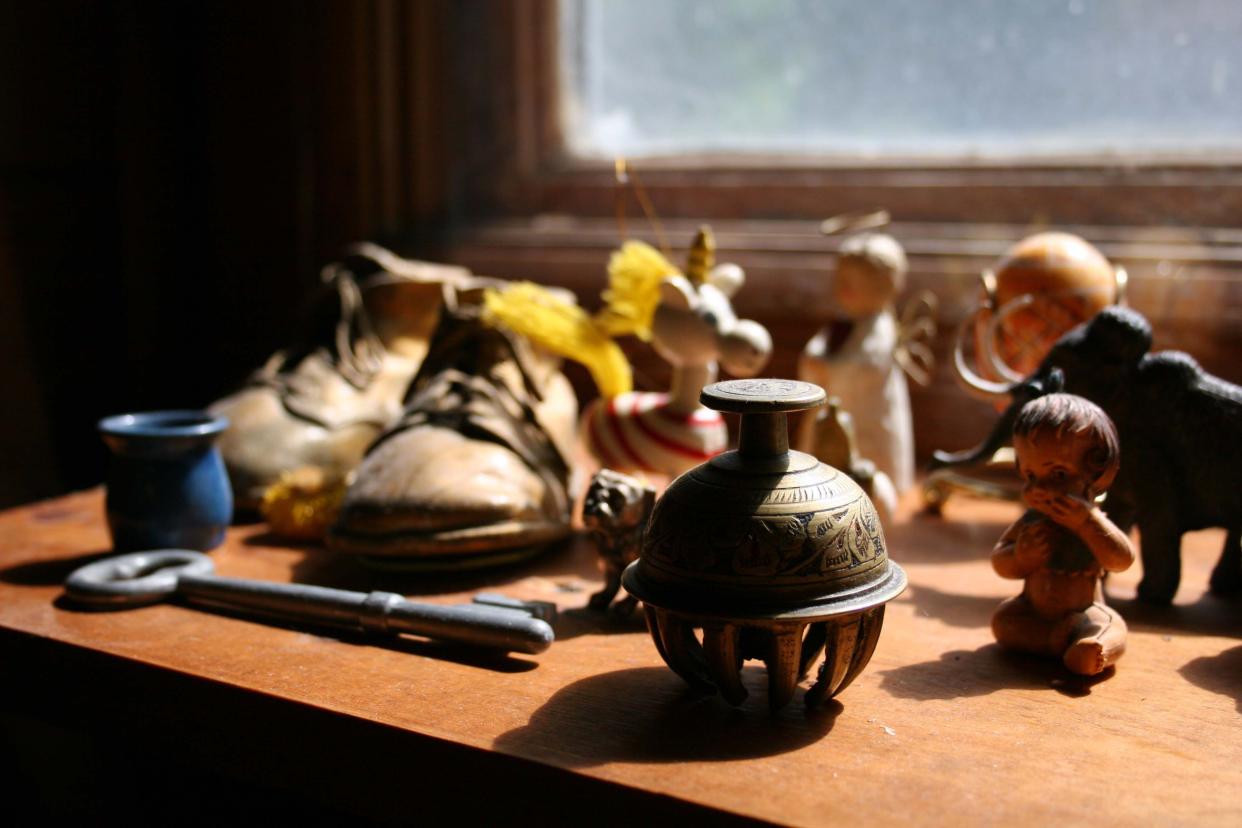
[970,232,1125,383]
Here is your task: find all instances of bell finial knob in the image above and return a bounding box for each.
[701,379,826,457]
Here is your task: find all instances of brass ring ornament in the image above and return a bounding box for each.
[952,255,1127,404]
[982,278,1123,379]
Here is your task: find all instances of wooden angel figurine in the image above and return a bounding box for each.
[991,393,1136,676]
[797,227,934,493]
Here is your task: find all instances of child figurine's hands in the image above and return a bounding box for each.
[1024,486,1093,530]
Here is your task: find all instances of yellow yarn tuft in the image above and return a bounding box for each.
[595,240,678,341]
[482,282,633,398]
[260,467,348,541]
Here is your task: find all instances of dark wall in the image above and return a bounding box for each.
[0,1,458,507]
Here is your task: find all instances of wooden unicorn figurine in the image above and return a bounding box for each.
[582,227,772,477]
[480,226,771,480]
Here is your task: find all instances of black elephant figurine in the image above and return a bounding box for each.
[952,306,1242,604]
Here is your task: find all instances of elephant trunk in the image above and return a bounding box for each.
[930,368,1064,470]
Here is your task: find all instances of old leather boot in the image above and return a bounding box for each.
[210,243,471,511]
[327,281,578,570]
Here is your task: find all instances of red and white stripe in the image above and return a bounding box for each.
[582,391,727,478]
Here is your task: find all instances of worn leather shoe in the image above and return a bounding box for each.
[210,243,470,511]
[327,281,578,569]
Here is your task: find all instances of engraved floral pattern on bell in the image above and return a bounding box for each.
[638,441,891,605]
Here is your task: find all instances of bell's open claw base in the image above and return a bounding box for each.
[643,605,887,712]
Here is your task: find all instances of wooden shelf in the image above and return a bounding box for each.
[0,489,1238,825]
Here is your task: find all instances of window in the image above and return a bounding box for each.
[560,0,1242,162]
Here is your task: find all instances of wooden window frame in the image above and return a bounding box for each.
[458,1,1242,227]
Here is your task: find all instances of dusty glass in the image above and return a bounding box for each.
[560,0,1242,159]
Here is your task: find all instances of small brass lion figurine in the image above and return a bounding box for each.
[583,469,656,616]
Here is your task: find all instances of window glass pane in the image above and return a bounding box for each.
[560,0,1242,159]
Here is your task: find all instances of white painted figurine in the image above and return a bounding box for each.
[798,231,933,493]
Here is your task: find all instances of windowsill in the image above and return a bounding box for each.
[443,215,1242,459]
[447,215,1242,320]
[486,154,1242,226]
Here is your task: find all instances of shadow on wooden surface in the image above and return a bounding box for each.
[555,606,648,639]
[1111,594,1242,640]
[896,575,1242,640]
[1179,644,1242,714]
[897,582,997,628]
[495,666,843,766]
[877,643,1112,700]
[284,534,590,598]
[0,548,114,586]
[240,530,327,550]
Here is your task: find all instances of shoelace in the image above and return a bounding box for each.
[256,262,386,395]
[373,303,571,516]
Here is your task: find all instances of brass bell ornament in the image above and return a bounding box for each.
[623,379,906,710]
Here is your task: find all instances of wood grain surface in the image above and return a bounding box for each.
[0,488,1238,826]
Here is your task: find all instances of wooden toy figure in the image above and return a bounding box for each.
[797,228,934,493]
[581,227,772,477]
[991,393,1135,676]
[483,225,771,481]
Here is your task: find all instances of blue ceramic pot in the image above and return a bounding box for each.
[98,410,233,552]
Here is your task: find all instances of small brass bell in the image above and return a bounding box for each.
[623,379,907,710]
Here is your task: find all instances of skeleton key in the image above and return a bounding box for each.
[64,550,556,654]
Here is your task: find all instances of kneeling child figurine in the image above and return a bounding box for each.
[991,393,1135,676]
